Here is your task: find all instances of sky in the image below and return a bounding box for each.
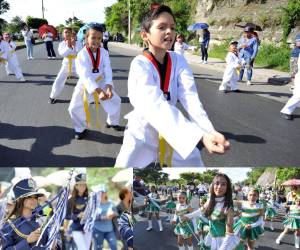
[162,167,251,183]
[1,0,118,26]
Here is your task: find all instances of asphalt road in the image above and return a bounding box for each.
[133,209,295,250]
[0,42,299,167]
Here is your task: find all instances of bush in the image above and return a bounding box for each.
[209,40,290,72]
[282,0,300,41]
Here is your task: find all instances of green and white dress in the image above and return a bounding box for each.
[145,192,160,213]
[233,201,264,241]
[283,205,300,230]
[185,196,240,250]
[265,200,280,220]
[173,203,196,239]
[165,195,176,209]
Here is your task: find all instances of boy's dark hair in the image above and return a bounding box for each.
[204,173,233,217]
[141,5,175,33]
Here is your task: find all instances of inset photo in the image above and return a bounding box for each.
[133,167,300,250]
[0,167,133,250]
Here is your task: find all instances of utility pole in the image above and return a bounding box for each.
[128,0,131,44]
[42,0,45,19]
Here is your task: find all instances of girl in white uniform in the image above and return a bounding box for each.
[281,56,300,120]
[3,33,25,82]
[68,23,121,139]
[115,5,229,168]
[174,34,194,57]
[145,186,163,232]
[218,41,242,93]
[49,28,83,104]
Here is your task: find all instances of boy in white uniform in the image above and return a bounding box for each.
[281,55,300,120]
[218,41,243,93]
[115,5,229,168]
[68,23,121,139]
[49,28,82,104]
[3,33,26,82]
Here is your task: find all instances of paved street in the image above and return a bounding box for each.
[0,42,299,167]
[133,207,294,250]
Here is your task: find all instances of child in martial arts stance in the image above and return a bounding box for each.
[218,41,243,93]
[115,5,229,168]
[172,191,195,250]
[68,23,121,139]
[233,188,265,250]
[49,27,82,104]
[145,185,163,232]
[3,33,26,82]
[280,55,300,120]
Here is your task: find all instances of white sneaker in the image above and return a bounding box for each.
[30,57,34,60]
[247,80,252,86]
[48,57,51,59]
[275,238,281,245]
[204,61,208,64]
[270,225,274,231]
[52,56,56,59]
[19,77,26,82]
[27,57,30,60]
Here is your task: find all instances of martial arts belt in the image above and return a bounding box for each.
[66,54,77,77]
[159,135,173,168]
[0,52,7,64]
[83,75,103,129]
[142,49,174,167]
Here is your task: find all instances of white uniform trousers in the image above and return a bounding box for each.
[50,65,76,99]
[281,83,300,115]
[68,86,121,132]
[5,56,24,79]
[72,231,91,250]
[115,129,204,168]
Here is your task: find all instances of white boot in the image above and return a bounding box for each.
[178,246,185,250]
[165,213,170,221]
[187,245,194,250]
[295,235,300,249]
[247,80,252,86]
[146,220,152,231]
[276,232,285,244]
[158,219,163,232]
[269,221,274,231]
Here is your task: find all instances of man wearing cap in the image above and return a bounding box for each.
[237,26,259,86]
[0,178,54,250]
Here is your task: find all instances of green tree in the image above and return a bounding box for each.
[0,0,9,15]
[25,16,48,29]
[5,16,25,34]
[282,0,300,41]
[134,168,169,185]
[276,168,300,184]
[245,168,266,185]
[64,16,84,32]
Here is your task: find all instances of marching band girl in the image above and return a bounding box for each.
[145,185,163,232]
[64,173,90,250]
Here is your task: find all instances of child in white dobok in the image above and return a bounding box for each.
[68,23,121,140]
[49,28,83,104]
[219,41,243,93]
[115,5,229,168]
[2,33,26,82]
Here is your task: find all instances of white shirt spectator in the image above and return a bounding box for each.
[43,32,53,42]
[21,30,33,41]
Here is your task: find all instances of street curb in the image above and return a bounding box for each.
[15,41,44,51]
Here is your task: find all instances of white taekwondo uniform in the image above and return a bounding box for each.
[115,50,215,168]
[50,40,83,99]
[68,46,121,133]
